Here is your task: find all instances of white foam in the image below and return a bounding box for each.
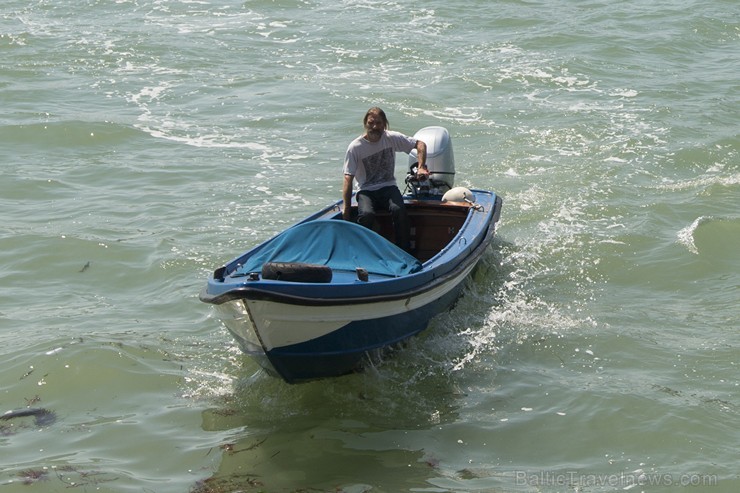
[677,216,709,255]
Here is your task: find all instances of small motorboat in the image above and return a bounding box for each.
[199,127,503,383]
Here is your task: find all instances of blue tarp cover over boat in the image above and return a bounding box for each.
[234,219,422,278]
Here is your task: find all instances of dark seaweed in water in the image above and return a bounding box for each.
[1,408,57,426]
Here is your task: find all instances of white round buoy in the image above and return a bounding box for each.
[442,186,475,203]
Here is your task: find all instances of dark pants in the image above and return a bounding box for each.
[356,186,410,251]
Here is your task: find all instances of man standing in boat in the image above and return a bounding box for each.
[342,107,429,252]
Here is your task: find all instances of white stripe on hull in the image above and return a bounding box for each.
[245,261,477,351]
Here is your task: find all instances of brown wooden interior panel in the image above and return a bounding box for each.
[410,208,468,261]
[370,203,470,261]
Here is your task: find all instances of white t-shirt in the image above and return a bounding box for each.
[343,130,417,191]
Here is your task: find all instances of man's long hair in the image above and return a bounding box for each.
[363,107,389,130]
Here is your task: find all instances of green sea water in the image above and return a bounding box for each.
[1,0,738,492]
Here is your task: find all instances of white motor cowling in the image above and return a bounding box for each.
[409,126,455,192]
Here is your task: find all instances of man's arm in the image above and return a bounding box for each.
[342,174,354,221]
[415,140,429,179]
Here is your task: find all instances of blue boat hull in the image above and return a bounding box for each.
[201,190,502,383]
[264,275,467,382]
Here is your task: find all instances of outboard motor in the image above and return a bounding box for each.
[407,126,455,197]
